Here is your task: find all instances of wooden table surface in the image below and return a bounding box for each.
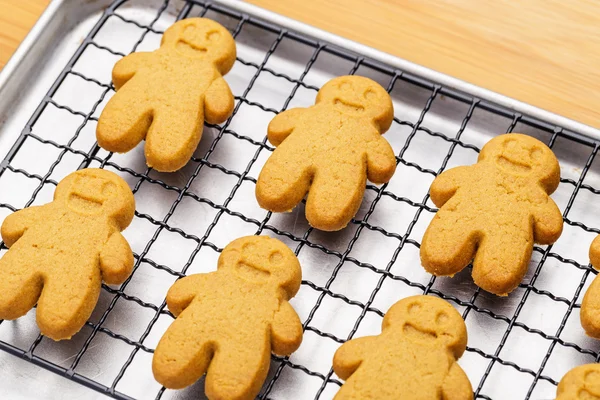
[1,0,599,129]
[0,0,49,67]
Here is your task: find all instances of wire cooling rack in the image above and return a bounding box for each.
[1,0,600,399]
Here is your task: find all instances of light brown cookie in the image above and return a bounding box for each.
[0,169,135,340]
[556,364,600,400]
[333,295,472,400]
[255,75,396,231]
[152,235,303,399]
[580,237,600,338]
[96,18,236,172]
[420,133,563,295]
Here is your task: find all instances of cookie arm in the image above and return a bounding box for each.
[366,137,396,184]
[332,336,376,380]
[429,166,471,207]
[441,363,474,400]
[112,52,153,90]
[531,197,563,245]
[270,300,303,356]
[204,77,235,125]
[165,274,206,317]
[1,206,43,247]
[99,232,134,285]
[590,235,600,268]
[267,108,306,146]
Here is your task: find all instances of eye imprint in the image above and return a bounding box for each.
[207,31,220,41]
[242,242,257,253]
[339,82,351,91]
[102,181,117,197]
[436,312,449,324]
[269,251,283,264]
[530,147,543,161]
[364,89,376,100]
[408,302,422,314]
[183,25,196,36]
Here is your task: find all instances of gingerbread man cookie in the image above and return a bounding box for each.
[152,236,303,399]
[97,18,236,172]
[556,364,600,400]
[420,133,563,295]
[0,169,135,340]
[580,238,600,338]
[255,75,396,231]
[333,295,472,400]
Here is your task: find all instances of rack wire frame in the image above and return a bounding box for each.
[0,0,599,399]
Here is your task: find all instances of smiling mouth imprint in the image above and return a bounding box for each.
[236,261,271,283]
[403,323,438,341]
[497,156,532,173]
[175,40,207,55]
[68,193,103,214]
[334,99,364,113]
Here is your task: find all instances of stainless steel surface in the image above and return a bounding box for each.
[0,0,599,399]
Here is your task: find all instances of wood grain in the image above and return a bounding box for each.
[0,0,49,69]
[247,0,600,129]
[1,0,599,128]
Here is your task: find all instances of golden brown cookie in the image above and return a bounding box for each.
[96,18,236,172]
[152,235,303,399]
[255,75,396,231]
[0,169,135,340]
[556,364,600,400]
[420,133,563,295]
[333,295,472,400]
[580,237,600,338]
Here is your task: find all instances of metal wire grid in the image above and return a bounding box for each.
[0,0,599,398]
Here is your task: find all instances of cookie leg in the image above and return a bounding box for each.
[96,87,152,153]
[0,252,42,320]
[144,106,203,172]
[36,269,102,340]
[255,151,312,213]
[304,163,367,231]
[581,274,600,339]
[420,217,477,277]
[472,233,533,296]
[152,319,213,389]
[333,372,369,400]
[205,340,271,400]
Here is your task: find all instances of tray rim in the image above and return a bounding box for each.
[0,0,108,130]
[0,0,64,92]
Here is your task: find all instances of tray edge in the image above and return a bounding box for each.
[0,0,113,120]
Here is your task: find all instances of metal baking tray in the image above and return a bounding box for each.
[1,0,600,399]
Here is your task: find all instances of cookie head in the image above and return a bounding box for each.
[316,76,394,133]
[54,169,135,229]
[479,134,560,191]
[583,369,600,397]
[383,295,467,358]
[218,236,301,299]
[557,364,600,398]
[162,18,236,74]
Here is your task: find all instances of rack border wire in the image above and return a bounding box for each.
[0,0,599,399]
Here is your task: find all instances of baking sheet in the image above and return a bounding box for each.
[1,0,600,399]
